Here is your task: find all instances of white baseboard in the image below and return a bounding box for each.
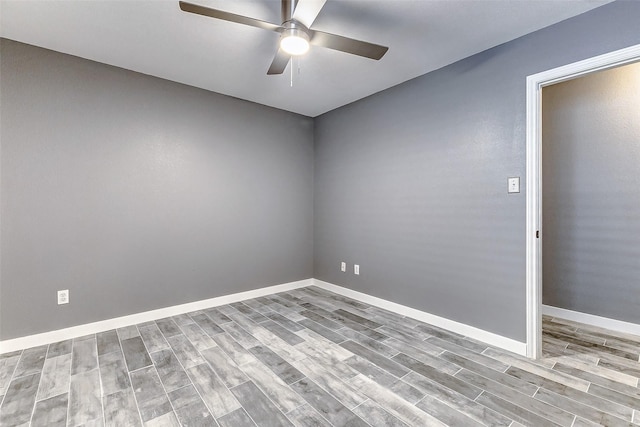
[542,305,640,337]
[1,277,528,357]
[0,278,313,354]
[312,279,527,356]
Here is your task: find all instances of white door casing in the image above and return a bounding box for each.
[525,44,640,359]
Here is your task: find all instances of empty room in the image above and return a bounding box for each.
[1,0,639,426]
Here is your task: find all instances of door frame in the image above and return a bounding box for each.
[525,43,640,359]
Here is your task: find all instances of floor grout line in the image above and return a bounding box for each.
[198,301,311,426]
[149,322,217,426]
[0,350,23,410]
[64,339,74,427]
[94,338,107,427]
[113,333,145,427]
[26,347,47,426]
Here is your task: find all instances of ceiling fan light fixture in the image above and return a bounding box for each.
[179,0,389,75]
[280,28,310,56]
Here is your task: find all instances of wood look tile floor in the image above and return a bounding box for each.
[1,286,639,426]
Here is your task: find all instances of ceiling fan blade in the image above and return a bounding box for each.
[310,31,388,60]
[267,48,291,75]
[179,1,281,32]
[292,0,327,28]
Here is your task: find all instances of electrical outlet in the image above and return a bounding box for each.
[341,262,346,272]
[354,264,360,275]
[57,289,69,305]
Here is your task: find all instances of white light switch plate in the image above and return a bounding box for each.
[508,177,520,193]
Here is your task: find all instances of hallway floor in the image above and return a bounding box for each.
[0,286,638,426]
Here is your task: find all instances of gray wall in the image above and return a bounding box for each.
[542,62,640,323]
[3,2,640,344]
[0,39,314,340]
[314,1,640,341]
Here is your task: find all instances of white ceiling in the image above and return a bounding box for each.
[1,0,612,117]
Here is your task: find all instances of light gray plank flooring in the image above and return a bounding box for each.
[1,287,640,426]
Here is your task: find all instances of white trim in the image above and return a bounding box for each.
[313,279,527,356]
[2,277,529,356]
[525,69,542,359]
[0,278,313,354]
[543,305,640,337]
[525,43,640,359]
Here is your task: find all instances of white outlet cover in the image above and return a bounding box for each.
[354,264,360,275]
[341,262,346,272]
[57,289,69,305]
[508,177,520,193]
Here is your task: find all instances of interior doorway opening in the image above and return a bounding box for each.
[525,44,640,359]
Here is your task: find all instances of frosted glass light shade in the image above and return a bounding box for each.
[280,29,310,56]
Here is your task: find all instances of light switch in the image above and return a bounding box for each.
[508,177,520,193]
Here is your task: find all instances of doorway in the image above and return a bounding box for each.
[525,43,640,359]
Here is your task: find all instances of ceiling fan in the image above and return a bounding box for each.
[179,0,389,75]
